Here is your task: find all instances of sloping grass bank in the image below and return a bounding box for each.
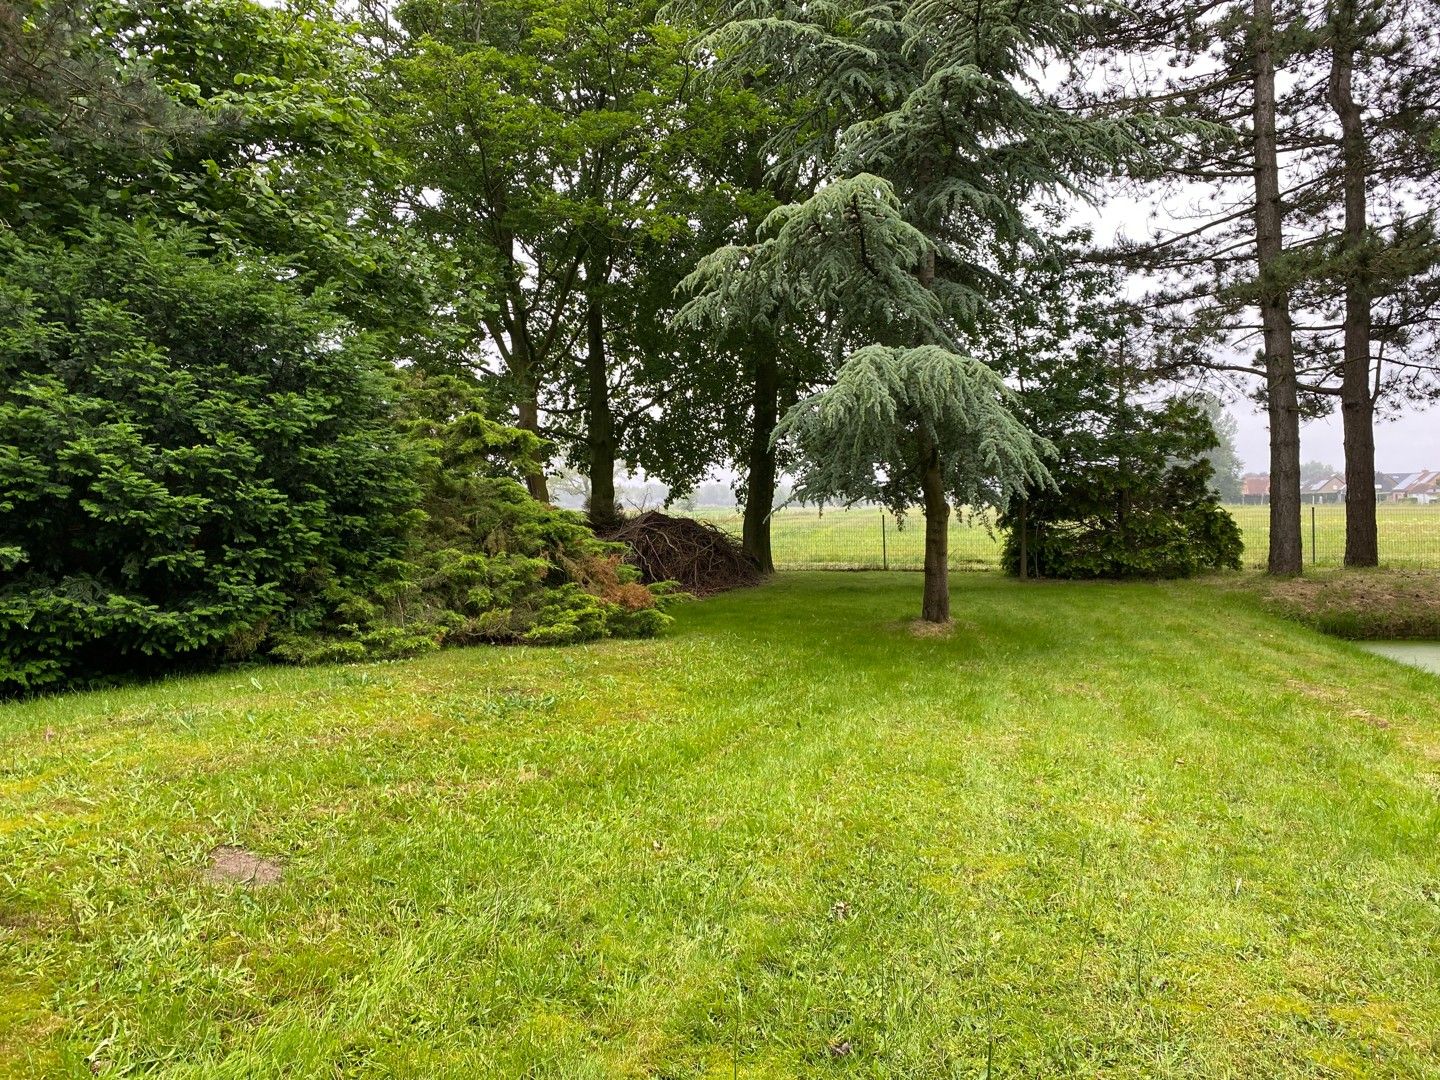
[1246,568,1440,639]
[3,573,1440,1077]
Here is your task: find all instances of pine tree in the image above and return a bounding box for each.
[678,0,1161,620]
[1290,0,1440,565]
[1081,0,1440,573]
[777,346,1049,620]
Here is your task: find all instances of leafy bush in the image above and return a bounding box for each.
[0,229,674,693]
[1001,398,1243,580]
[0,222,421,692]
[272,375,674,662]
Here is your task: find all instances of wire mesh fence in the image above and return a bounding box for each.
[687,503,1440,571]
[1231,504,1440,569]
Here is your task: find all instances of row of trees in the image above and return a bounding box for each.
[360,0,1439,586]
[4,0,1437,676]
[353,0,1255,621]
[0,0,675,690]
[1087,0,1440,572]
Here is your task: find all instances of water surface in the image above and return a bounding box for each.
[1356,641,1440,676]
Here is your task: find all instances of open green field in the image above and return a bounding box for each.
[690,504,1440,571]
[4,573,1440,1076]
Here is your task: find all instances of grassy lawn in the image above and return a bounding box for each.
[4,573,1440,1077]
[688,504,1440,571]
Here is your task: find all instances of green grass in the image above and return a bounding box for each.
[689,504,1440,571]
[4,573,1440,1077]
[1229,504,1440,571]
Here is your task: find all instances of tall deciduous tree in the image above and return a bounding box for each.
[1,0,420,321]
[381,0,695,510]
[656,101,826,574]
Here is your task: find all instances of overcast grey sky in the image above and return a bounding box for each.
[1084,181,1439,477]
[1228,404,1439,474]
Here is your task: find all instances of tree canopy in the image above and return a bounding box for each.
[4,0,1437,687]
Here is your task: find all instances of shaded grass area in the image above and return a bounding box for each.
[687,504,1440,571]
[1246,569,1440,639]
[3,573,1440,1077]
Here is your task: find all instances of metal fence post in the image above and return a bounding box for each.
[881,511,888,571]
[1312,505,1317,565]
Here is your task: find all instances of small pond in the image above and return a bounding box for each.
[1355,641,1440,676]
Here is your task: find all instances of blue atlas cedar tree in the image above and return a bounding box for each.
[676,0,1169,620]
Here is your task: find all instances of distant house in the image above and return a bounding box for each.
[1240,473,1270,504]
[1374,472,1405,502]
[1397,469,1440,505]
[1232,469,1438,505]
[1302,475,1346,504]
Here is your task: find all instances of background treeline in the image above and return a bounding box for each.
[0,0,673,693]
[3,0,1437,686]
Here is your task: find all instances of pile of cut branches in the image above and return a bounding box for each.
[602,511,763,596]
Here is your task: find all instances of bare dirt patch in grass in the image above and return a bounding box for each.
[907,619,954,638]
[203,845,283,888]
[1285,678,1390,728]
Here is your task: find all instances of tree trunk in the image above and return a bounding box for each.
[1017,500,1028,579]
[1329,1,1378,567]
[1252,0,1303,575]
[915,212,950,618]
[584,293,619,529]
[920,446,950,623]
[741,348,779,574]
[514,371,550,503]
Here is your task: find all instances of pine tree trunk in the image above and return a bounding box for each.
[1252,0,1303,576]
[584,293,619,529]
[741,349,778,574]
[920,447,950,623]
[1329,0,1379,567]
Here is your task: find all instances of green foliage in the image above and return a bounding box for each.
[678,175,943,347]
[0,228,672,692]
[1001,397,1243,579]
[1301,459,1340,486]
[379,0,709,500]
[0,0,441,349]
[976,232,1241,579]
[775,345,1050,517]
[0,221,420,692]
[273,375,674,664]
[677,1,1171,599]
[685,0,1168,350]
[0,2,676,694]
